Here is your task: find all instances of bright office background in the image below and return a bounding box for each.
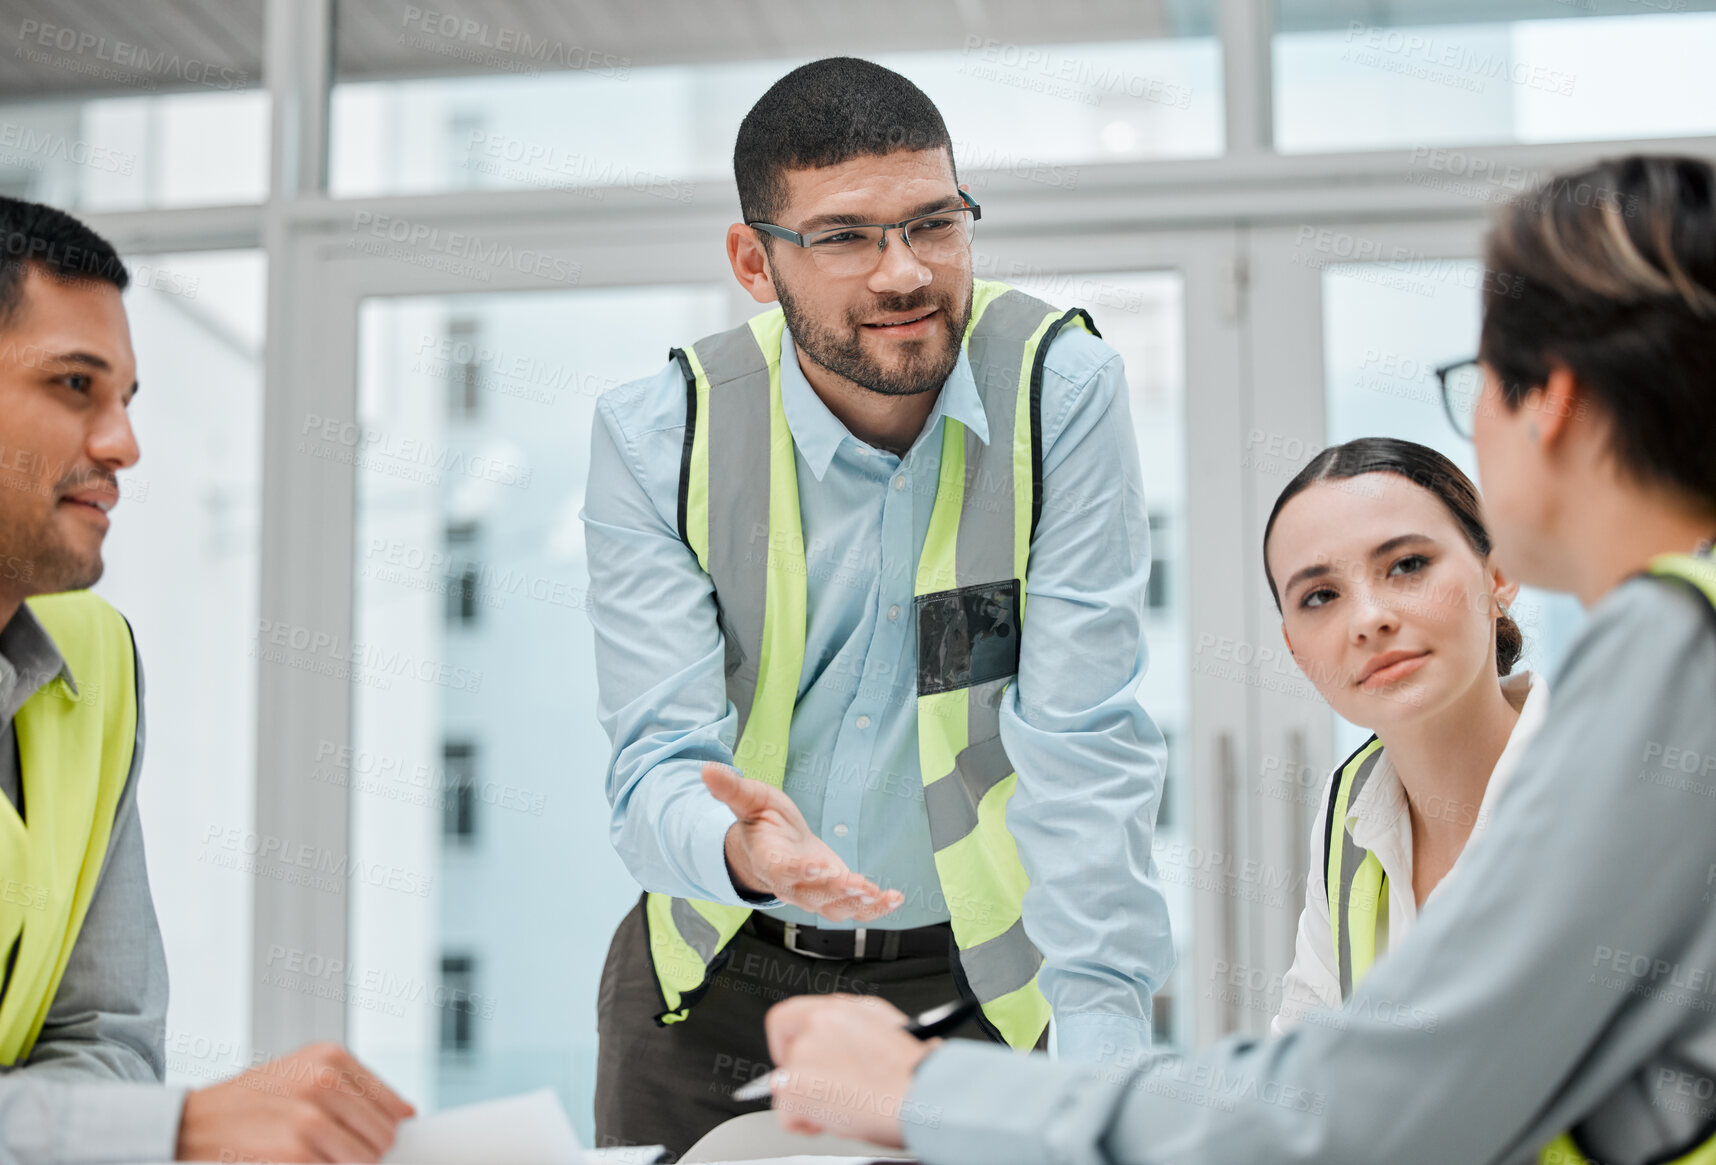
[1,0,1711,1144]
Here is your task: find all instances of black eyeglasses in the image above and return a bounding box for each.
[1434,357,1485,439]
[748,190,980,276]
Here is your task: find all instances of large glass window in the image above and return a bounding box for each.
[345,283,727,1137]
[1274,2,1716,153]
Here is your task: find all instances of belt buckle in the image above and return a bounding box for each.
[782,922,857,961]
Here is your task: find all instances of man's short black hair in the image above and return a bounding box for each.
[0,196,128,330]
[734,56,955,226]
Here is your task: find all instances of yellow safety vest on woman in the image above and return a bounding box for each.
[1322,553,1716,1165]
[0,591,140,1066]
[643,279,1096,1050]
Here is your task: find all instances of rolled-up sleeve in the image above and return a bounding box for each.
[1000,338,1174,1064]
[580,370,768,908]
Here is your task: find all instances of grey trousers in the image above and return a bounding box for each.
[592,894,1010,1161]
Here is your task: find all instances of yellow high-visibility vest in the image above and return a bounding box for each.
[644,279,1097,1049]
[0,591,139,1066]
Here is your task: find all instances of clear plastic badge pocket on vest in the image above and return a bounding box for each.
[914,579,1021,696]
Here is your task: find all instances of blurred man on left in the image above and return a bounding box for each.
[0,196,415,1164]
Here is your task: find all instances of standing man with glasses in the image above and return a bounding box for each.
[582,57,1173,1158]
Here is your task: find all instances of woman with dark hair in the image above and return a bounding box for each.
[1261,438,1545,1033]
[755,153,1716,1165]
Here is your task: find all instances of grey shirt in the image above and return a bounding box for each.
[0,605,184,1165]
[907,573,1716,1165]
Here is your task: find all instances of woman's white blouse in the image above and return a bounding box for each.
[1270,670,1549,1035]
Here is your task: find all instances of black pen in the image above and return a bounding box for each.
[732,997,979,1102]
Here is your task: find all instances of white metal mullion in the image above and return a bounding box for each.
[1219,0,1275,157]
[268,0,331,200]
[75,134,1716,263]
[255,131,1716,250]
[72,204,262,255]
[253,0,345,1058]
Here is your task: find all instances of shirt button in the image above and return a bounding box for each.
[855,715,872,729]
[893,476,906,491]
[887,605,900,621]
[833,823,850,837]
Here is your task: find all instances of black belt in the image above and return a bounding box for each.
[746,913,952,962]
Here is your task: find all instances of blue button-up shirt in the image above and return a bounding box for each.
[582,318,1173,1062]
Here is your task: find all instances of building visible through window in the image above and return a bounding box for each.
[442,740,477,843]
[447,316,482,420]
[1147,512,1170,612]
[439,954,478,1055]
[445,520,481,626]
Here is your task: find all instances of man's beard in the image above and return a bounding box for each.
[774,276,970,398]
[0,468,110,600]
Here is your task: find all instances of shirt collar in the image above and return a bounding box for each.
[0,603,78,729]
[1346,748,1409,855]
[777,329,990,482]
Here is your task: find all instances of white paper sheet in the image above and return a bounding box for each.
[383,1087,585,1164]
[164,1093,891,1165]
[584,1147,667,1163]
[686,1159,896,1164]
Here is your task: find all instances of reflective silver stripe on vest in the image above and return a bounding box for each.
[928,290,1052,1003]
[697,322,775,741]
[958,290,1034,586]
[960,915,1044,1004]
[685,288,1061,1015]
[1333,748,1384,999]
[671,895,721,963]
[919,290,1045,852]
[924,719,1012,852]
